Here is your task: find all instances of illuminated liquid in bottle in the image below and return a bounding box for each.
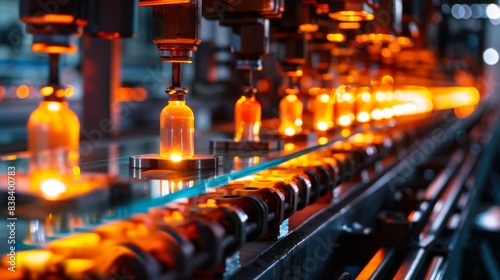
[160,100,194,160]
[355,87,373,123]
[335,86,355,127]
[28,101,80,195]
[373,86,394,120]
[312,89,334,131]
[234,95,261,142]
[279,94,303,136]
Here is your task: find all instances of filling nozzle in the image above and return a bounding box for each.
[140,0,201,63]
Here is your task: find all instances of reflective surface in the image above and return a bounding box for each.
[0,114,434,252]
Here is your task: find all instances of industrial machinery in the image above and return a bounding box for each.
[0,0,499,279]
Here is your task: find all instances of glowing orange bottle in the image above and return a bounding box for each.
[28,89,80,196]
[355,87,373,124]
[160,94,194,161]
[279,88,303,136]
[335,85,355,127]
[312,88,334,131]
[234,93,261,142]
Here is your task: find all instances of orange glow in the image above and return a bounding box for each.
[55,89,65,98]
[64,86,75,98]
[351,133,366,144]
[41,86,54,96]
[397,36,413,47]
[357,248,387,279]
[23,14,75,24]
[139,0,192,6]
[335,86,355,127]
[160,100,194,159]
[313,90,334,131]
[381,48,392,58]
[454,105,476,118]
[234,95,262,142]
[16,250,53,273]
[199,198,218,208]
[308,87,322,95]
[0,86,5,100]
[429,87,480,110]
[64,259,95,276]
[51,233,101,249]
[299,23,319,33]
[327,33,346,42]
[284,143,295,152]
[356,33,395,44]
[285,88,300,95]
[318,137,328,145]
[116,87,133,102]
[338,22,361,29]
[341,128,351,137]
[72,166,81,181]
[17,85,29,99]
[356,87,373,123]
[257,79,271,93]
[381,75,394,86]
[329,11,374,22]
[131,88,147,101]
[69,150,79,163]
[31,43,77,54]
[388,42,401,53]
[1,154,17,161]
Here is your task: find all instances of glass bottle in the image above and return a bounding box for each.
[234,88,261,142]
[335,85,355,127]
[28,97,80,197]
[279,87,303,136]
[355,87,373,124]
[312,88,334,131]
[160,94,194,161]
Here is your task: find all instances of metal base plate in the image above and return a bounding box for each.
[210,139,284,151]
[129,154,223,171]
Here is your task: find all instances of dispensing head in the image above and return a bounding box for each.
[140,0,201,63]
[83,0,138,39]
[19,0,87,53]
[318,0,375,22]
[202,0,283,70]
[274,0,316,77]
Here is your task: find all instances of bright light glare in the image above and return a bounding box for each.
[486,4,500,19]
[170,154,183,162]
[40,179,67,199]
[284,127,296,136]
[47,102,61,111]
[338,116,352,127]
[316,121,329,131]
[483,48,499,65]
[356,112,370,123]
